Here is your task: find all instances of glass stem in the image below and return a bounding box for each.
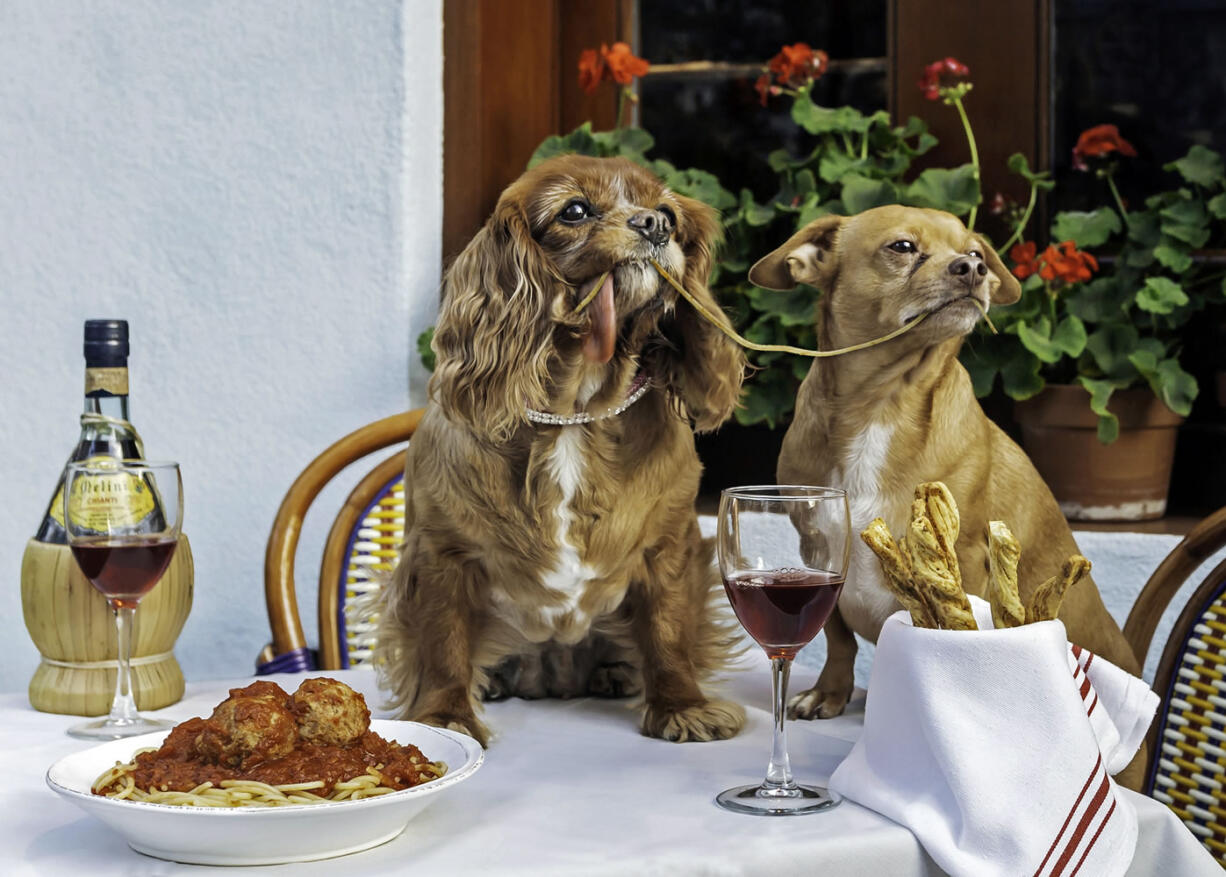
[763,656,797,791]
[108,603,139,724]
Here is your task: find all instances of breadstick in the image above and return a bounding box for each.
[860,518,937,628]
[917,482,962,591]
[986,521,1026,629]
[907,504,977,631]
[1026,555,1092,623]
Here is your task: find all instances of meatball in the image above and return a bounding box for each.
[194,681,297,768]
[290,677,370,746]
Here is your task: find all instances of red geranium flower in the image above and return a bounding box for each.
[918,56,970,100]
[767,43,829,89]
[1010,241,1042,279]
[578,48,605,95]
[1039,240,1099,284]
[577,43,648,95]
[603,42,649,85]
[1071,124,1137,171]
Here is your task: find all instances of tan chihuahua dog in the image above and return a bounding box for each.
[750,205,1145,787]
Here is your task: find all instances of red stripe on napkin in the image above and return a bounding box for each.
[1069,798,1117,877]
[1033,755,1101,877]
[1050,772,1112,877]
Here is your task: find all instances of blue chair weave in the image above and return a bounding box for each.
[337,473,405,668]
[1147,574,1226,866]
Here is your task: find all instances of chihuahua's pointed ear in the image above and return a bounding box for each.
[749,213,845,291]
[981,240,1022,305]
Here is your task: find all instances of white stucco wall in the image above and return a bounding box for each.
[1,1,443,693]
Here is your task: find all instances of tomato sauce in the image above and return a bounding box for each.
[115,720,438,796]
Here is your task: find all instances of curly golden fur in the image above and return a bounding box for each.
[375,155,747,746]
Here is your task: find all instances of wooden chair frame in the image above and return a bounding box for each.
[1122,506,1226,787]
[263,409,422,670]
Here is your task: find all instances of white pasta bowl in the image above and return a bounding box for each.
[46,719,484,866]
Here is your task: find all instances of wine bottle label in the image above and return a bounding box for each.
[85,367,129,396]
[62,466,156,532]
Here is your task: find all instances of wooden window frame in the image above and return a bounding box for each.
[442,0,1050,261]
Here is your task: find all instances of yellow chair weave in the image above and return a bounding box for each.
[338,474,405,667]
[1149,577,1226,867]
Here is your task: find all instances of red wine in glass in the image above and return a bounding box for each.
[723,568,845,659]
[71,536,177,609]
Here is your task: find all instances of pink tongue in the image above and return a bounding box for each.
[582,274,616,364]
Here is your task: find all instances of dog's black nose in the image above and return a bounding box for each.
[948,255,988,286]
[628,211,671,246]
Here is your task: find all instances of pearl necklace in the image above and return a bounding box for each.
[525,374,651,426]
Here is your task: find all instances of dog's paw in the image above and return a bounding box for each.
[588,661,640,699]
[642,699,745,742]
[787,685,849,720]
[416,712,491,748]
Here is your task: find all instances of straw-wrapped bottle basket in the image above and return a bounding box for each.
[20,534,194,716]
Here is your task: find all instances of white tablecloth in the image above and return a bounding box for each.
[3,657,1217,876]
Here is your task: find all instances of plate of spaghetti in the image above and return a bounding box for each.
[46,678,484,865]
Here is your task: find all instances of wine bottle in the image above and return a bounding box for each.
[34,320,159,543]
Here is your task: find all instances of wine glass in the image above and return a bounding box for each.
[716,485,850,816]
[63,459,182,740]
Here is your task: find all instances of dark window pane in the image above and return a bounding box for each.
[639,0,887,198]
[1052,0,1226,211]
[640,0,886,63]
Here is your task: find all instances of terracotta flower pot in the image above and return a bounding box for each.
[1014,385,1184,522]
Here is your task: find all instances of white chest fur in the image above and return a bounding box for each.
[833,421,900,639]
[536,428,600,630]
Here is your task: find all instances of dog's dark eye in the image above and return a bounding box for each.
[658,205,677,228]
[968,249,983,259]
[558,200,591,224]
[888,240,917,254]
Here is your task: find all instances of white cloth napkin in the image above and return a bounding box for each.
[828,595,1159,877]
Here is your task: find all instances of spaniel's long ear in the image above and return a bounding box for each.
[654,194,745,433]
[429,201,561,442]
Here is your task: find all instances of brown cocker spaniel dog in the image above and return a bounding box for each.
[375,155,747,746]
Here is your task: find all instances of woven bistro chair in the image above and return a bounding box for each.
[257,409,422,674]
[1123,505,1226,866]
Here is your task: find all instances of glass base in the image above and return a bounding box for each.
[67,715,172,741]
[715,783,842,816]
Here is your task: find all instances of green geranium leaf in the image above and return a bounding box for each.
[606,126,654,156]
[1209,193,1226,219]
[1152,238,1194,273]
[1077,377,1120,444]
[1085,325,1141,381]
[959,344,1000,397]
[735,368,797,428]
[902,165,979,215]
[416,327,436,373]
[1049,208,1122,248]
[744,285,819,327]
[768,147,817,172]
[1052,315,1088,357]
[1016,317,1062,363]
[841,175,899,213]
[1153,358,1198,416]
[791,98,871,135]
[1005,152,1054,189]
[1135,276,1189,314]
[818,151,868,184]
[739,189,775,227]
[529,123,600,166]
[797,197,840,226]
[1159,197,1211,247]
[660,167,736,210]
[1165,144,1225,188]
[1000,350,1044,399]
[1064,277,1133,322]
